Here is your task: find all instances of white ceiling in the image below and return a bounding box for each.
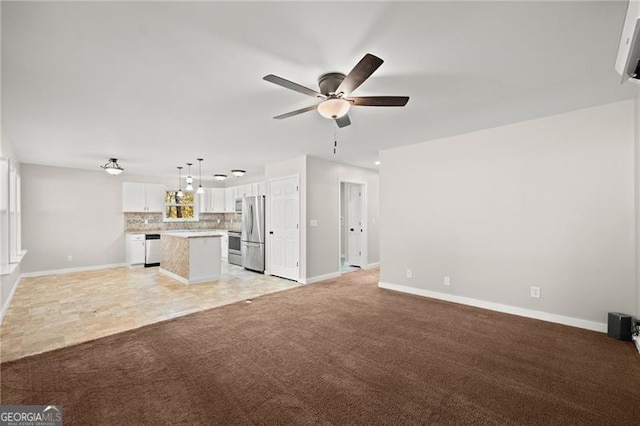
[2,1,638,180]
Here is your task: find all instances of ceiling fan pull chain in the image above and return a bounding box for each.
[334,128,338,154]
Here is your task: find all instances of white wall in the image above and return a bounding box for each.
[306,156,380,280]
[380,100,636,325]
[21,164,126,273]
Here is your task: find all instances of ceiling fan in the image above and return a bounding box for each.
[263,53,409,128]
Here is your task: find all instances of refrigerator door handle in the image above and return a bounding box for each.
[250,204,254,235]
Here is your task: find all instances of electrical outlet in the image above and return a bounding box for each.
[67,255,73,262]
[444,276,451,286]
[406,269,412,279]
[530,286,541,298]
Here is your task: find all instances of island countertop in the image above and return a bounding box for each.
[162,231,225,239]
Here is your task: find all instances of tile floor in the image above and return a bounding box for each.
[0,263,300,363]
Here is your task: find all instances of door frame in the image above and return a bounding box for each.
[337,178,367,274]
[266,174,300,281]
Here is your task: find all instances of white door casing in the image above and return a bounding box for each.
[269,176,300,281]
[347,183,364,267]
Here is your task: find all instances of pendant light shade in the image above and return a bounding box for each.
[176,166,184,197]
[231,169,246,177]
[185,162,194,191]
[196,158,205,194]
[214,174,227,181]
[101,158,124,175]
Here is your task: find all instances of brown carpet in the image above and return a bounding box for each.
[2,268,639,425]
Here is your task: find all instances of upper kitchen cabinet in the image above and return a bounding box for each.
[224,187,236,212]
[199,188,226,213]
[122,182,165,212]
[236,184,251,198]
[211,188,226,212]
[197,188,210,214]
[258,181,266,196]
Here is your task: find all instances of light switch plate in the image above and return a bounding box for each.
[310,219,318,227]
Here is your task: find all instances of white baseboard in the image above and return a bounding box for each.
[364,262,380,270]
[378,281,607,333]
[21,263,127,278]
[300,271,342,285]
[0,275,21,325]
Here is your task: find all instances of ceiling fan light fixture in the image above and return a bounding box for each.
[214,174,227,181]
[317,98,350,119]
[231,169,246,177]
[101,158,124,175]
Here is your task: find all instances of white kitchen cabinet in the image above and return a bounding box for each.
[257,181,266,196]
[123,182,165,212]
[198,189,210,213]
[224,187,235,212]
[145,184,165,212]
[126,234,145,268]
[219,231,229,261]
[237,184,250,198]
[211,188,226,212]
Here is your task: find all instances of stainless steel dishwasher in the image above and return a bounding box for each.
[145,234,162,267]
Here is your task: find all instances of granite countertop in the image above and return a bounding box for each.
[161,231,224,239]
[126,229,232,236]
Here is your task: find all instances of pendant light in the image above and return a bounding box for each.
[196,158,205,194]
[185,162,194,192]
[214,174,227,181]
[176,166,184,197]
[101,158,124,175]
[231,169,246,177]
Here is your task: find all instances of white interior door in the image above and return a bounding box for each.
[269,176,299,281]
[347,183,364,267]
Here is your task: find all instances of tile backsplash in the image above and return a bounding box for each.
[125,212,242,233]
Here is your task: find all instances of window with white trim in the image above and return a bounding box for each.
[163,190,198,222]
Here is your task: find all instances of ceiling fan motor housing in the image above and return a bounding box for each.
[318,72,346,96]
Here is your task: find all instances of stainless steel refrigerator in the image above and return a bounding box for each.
[241,195,265,272]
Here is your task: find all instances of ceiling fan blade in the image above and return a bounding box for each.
[335,114,351,128]
[336,53,384,96]
[263,74,324,98]
[273,104,318,120]
[347,96,409,107]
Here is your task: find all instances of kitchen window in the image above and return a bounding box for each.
[163,191,198,222]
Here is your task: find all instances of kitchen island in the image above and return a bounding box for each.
[159,231,223,284]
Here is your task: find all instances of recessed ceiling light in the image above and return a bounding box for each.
[374,161,381,165]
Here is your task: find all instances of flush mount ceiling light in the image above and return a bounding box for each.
[100,158,124,175]
[214,174,227,181]
[176,166,184,197]
[231,169,246,177]
[185,162,194,192]
[196,158,205,194]
[317,98,351,119]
